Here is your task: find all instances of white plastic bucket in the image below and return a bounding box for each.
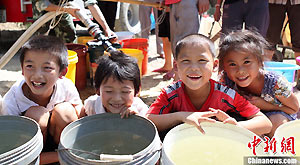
[161,122,268,165]
[58,113,161,164]
[116,31,134,41]
[273,120,300,160]
[0,116,43,165]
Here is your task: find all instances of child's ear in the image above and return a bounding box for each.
[59,68,68,78]
[173,61,178,72]
[96,88,100,95]
[213,59,219,72]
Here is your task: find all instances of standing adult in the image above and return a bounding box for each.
[167,0,210,54]
[32,0,116,43]
[214,0,269,38]
[95,0,117,31]
[266,0,300,87]
[139,5,164,57]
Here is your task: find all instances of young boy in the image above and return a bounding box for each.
[2,35,82,164]
[79,51,148,118]
[146,34,272,136]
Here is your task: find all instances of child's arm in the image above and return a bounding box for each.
[248,95,299,114]
[147,111,217,134]
[210,108,272,136]
[239,111,272,136]
[79,106,87,118]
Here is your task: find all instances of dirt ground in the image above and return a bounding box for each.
[1,21,300,109]
[0,18,220,106]
[0,24,173,106]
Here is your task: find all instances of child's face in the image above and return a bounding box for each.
[175,45,218,91]
[99,76,135,113]
[223,51,261,87]
[22,50,64,97]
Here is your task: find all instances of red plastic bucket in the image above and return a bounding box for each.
[120,38,148,75]
[66,43,87,91]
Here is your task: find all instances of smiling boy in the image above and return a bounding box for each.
[146,34,272,137]
[2,35,82,164]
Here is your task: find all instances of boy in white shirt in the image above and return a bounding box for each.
[2,35,82,164]
[80,51,148,118]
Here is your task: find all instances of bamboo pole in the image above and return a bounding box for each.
[100,0,167,9]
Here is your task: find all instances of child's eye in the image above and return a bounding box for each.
[44,66,54,71]
[199,59,208,63]
[25,64,33,69]
[181,59,190,63]
[122,91,131,94]
[229,63,236,67]
[244,60,251,64]
[105,91,113,93]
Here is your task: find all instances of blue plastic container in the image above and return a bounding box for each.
[264,61,300,83]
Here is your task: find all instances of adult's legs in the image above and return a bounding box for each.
[244,0,269,37]
[286,2,300,86]
[221,1,244,36]
[169,0,200,55]
[139,5,152,38]
[266,4,286,49]
[153,8,163,55]
[287,3,300,64]
[155,10,172,72]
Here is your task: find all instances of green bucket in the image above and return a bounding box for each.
[58,113,161,164]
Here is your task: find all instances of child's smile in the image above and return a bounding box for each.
[32,81,46,88]
[223,51,261,88]
[176,45,217,91]
[100,76,135,114]
[187,74,202,81]
[22,50,63,99]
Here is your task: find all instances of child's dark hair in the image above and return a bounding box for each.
[20,35,68,72]
[94,51,141,96]
[218,29,270,71]
[175,34,216,59]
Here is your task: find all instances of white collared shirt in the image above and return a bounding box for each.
[2,77,82,115]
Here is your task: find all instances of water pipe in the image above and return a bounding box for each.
[0,11,63,69]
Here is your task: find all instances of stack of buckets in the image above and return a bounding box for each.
[65,50,78,85]
[0,116,43,164]
[119,38,149,75]
[65,44,88,91]
[76,36,148,85]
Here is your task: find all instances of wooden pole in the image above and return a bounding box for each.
[100,0,167,9]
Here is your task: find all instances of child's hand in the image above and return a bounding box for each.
[209,108,238,125]
[120,106,138,118]
[181,111,217,134]
[247,96,265,107]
